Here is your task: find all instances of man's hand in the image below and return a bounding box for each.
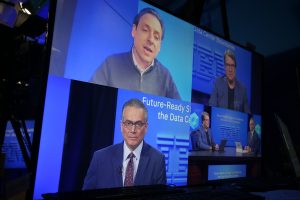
[244,146,251,153]
[215,144,219,150]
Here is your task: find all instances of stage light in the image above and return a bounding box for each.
[0,0,47,37]
[16,2,32,15]
[14,1,33,28]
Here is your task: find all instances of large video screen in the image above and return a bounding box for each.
[33,0,262,198]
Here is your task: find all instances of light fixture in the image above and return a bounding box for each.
[18,2,32,15]
[14,1,32,28]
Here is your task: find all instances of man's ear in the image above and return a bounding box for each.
[120,120,124,132]
[131,24,137,37]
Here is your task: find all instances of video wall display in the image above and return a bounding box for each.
[33,0,263,198]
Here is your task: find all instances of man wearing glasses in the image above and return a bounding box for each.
[83,98,166,190]
[209,49,250,113]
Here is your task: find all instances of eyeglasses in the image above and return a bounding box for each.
[225,63,236,68]
[122,120,147,130]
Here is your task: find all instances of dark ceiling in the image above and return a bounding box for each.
[145,0,300,57]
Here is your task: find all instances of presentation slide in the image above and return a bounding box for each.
[211,107,248,146]
[113,89,191,186]
[208,164,246,181]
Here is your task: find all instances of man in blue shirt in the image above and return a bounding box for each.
[91,8,180,100]
[209,49,249,113]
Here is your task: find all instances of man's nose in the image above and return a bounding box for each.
[130,124,137,132]
[147,32,154,44]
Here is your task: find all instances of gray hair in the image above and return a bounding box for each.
[201,111,210,122]
[224,49,237,67]
[122,98,148,122]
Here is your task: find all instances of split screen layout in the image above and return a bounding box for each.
[33,0,262,198]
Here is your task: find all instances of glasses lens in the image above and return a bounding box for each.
[226,63,235,68]
[123,121,145,129]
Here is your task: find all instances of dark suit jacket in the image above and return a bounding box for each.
[82,141,166,190]
[247,130,260,155]
[190,126,215,150]
[209,76,250,113]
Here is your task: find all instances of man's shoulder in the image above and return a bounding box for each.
[192,128,203,134]
[235,79,247,91]
[254,130,260,137]
[215,76,226,84]
[99,51,132,72]
[198,126,205,133]
[212,76,227,91]
[94,143,122,156]
[143,142,164,157]
[207,128,213,133]
[153,60,171,74]
[105,51,131,61]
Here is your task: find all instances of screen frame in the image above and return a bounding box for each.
[28,0,58,199]
[28,0,265,198]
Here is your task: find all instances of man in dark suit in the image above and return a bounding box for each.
[245,117,260,155]
[190,112,219,151]
[82,98,166,190]
[209,49,250,113]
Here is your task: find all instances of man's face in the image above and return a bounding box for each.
[249,119,255,132]
[121,106,148,150]
[225,55,236,82]
[203,115,210,129]
[132,13,162,67]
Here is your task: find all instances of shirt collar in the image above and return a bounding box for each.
[123,140,143,161]
[132,48,154,74]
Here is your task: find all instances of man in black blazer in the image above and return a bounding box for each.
[83,98,166,190]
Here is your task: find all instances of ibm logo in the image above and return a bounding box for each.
[157,133,189,186]
[193,30,225,83]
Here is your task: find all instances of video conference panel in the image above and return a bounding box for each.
[33,0,262,198]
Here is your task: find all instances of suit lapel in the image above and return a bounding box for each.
[223,77,228,107]
[134,142,150,185]
[111,143,124,187]
[234,81,240,104]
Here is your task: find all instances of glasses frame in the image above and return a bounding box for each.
[122,120,147,130]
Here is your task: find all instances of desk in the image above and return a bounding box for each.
[188,147,261,185]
